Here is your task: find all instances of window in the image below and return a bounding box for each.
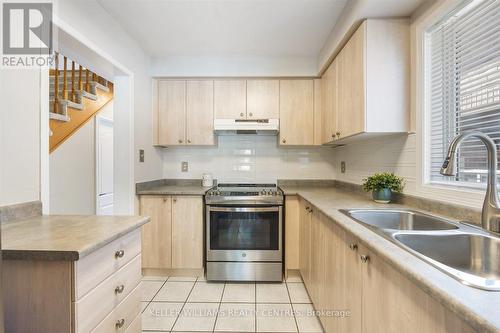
[427,0,500,189]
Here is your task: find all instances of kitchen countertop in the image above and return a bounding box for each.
[280,185,500,333]
[1,215,149,261]
[136,184,210,196]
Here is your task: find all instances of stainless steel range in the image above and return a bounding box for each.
[205,183,284,282]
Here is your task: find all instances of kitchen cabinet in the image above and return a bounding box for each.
[298,198,312,287]
[139,195,204,273]
[285,196,300,271]
[172,196,204,269]
[157,80,186,146]
[321,19,410,144]
[279,79,314,146]
[313,79,323,145]
[140,196,172,269]
[214,80,247,119]
[246,80,280,119]
[155,80,215,146]
[294,199,477,333]
[187,80,215,145]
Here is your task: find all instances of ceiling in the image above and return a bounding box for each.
[97,0,349,58]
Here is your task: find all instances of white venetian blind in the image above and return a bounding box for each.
[428,0,500,188]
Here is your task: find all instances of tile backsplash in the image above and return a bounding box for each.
[162,135,336,183]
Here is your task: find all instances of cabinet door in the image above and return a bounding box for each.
[158,80,186,145]
[140,196,172,269]
[186,80,215,145]
[321,59,339,144]
[308,207,324,306]
[214,80,247,119]
[299,199,312,287]
[246,80,279,119]
[279,80,314,145]
[313,79,323,145]
[338,23,365,139]
[285,196,300,271]
[171,196,204,269]
[322,223,361,333]
[360,245,475,333]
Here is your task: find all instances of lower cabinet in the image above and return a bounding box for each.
[295,196,476,333]
[139,195,203,272]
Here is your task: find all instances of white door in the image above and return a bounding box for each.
[96,116,114,215]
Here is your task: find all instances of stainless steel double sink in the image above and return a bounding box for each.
[340,209,500,291]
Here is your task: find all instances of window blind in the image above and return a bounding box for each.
[428,0,500,188]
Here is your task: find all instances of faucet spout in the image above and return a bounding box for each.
[440,131,500,233]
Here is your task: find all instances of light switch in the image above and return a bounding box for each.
[139,149,145,163]
[341,161,346,173]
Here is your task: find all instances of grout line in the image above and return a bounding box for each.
[255,282,257,333]
[212,282,226,333]
[285,282,300,333]
[169,278,198,332]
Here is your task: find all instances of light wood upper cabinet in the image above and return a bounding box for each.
[171,196,203,269]
[156,80,215,146]
[187,80,215,145]
[214,80,247,119]
[140,196,172,269]
[279,79,314,145]
[338,24,365,139]
[320,19,410,144]
[158,80,186,146]
[246,80,280,119]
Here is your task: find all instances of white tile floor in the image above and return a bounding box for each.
[141,274,324,333]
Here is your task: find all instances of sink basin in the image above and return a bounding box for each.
[341,209,459,231]
[394,233,500,290]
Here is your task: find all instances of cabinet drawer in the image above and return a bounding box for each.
[75,229,141,300]
[124,314,141,333]
[74,255,142,333]
[91,283,141,333]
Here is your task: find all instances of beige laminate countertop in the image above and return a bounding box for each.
[280,185,500,333]
[1,215,149,261]
[136,185,209,196]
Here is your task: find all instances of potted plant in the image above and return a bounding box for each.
[362,172,405,203]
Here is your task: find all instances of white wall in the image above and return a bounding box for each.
[49,119,96,214]
[0,69,41,206]
[162,135,336,183]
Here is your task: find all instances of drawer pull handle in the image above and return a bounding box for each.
[115,250,125,259]
[115,284,125,294]
[115,318,125,329]
[360,255,370,263]
[349,243,358,251]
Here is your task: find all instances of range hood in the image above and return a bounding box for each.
[214,119,279,135]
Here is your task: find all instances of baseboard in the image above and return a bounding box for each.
[142,268,204,278]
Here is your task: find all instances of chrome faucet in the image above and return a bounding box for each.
[440,131,500,233]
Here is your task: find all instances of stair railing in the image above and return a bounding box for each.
[54,52,59,114]
[71,60,75,102]
[62,55,68,101]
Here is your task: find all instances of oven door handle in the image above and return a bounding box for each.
[208,206,279,213]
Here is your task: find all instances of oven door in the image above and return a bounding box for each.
[206,206,282,262]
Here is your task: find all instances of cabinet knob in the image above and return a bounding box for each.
[115,318,125,329]
[249,112,253,117]
[282,139,286,144]
[187,139,191,144]
[163,198,168,202]
[178,139,183,144]
[360,255,370,263]
[332,134,335,138]
[115,284,125,294]
[305,206,310,211]
[240,112,244,117]
[349,243,358,251]
[115,250,125,259]
[336,132,341,138]
[173,198,177,203]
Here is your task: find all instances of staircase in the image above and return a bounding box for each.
[49,52,114,153]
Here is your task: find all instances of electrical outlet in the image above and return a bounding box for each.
[181,161,188,172]
[341,161,346,173]
[139,149,145,163]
